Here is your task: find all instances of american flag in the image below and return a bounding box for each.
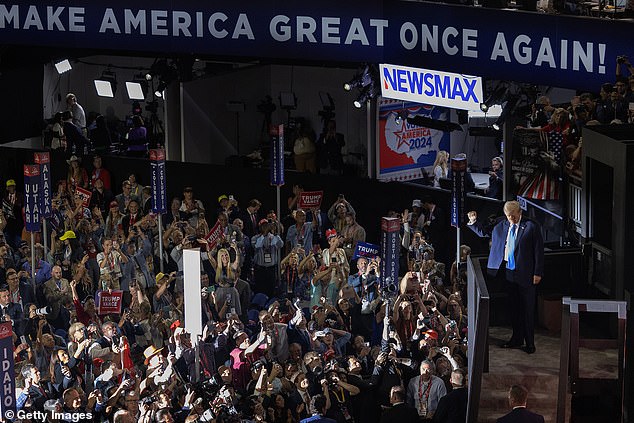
[518,130,561,200]
[541,130,563,164]
[519,169,560,200]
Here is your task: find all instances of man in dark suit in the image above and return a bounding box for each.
[380,385,419,423]
[239,198,262,238]
[121,199,143,236]
[497,385,545,423]
[5,268,35,306]
[432,369,468,423]
[422,196,448,264]
[0,283,25,335]
[487,201,544,354]
[300,394,337,423]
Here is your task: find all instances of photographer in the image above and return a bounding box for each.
[324,369,360,423]
[528,95,554,128]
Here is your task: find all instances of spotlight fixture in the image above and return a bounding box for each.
[54,59,72,74]
[353,84,380,109]
[145,72,153,81]
[491,95,519,131]
[343,64,372,91]
[154,81,167,98]
[480,84,509,113]
[94,70,117,97]
[395,109,409,126]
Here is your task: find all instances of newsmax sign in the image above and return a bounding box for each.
[380,63,483,111]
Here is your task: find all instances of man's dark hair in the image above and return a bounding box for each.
[310,394,327,415]
[248,199,261,208]
[390,385,406,402]
[509,384,529,406]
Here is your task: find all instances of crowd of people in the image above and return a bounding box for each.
[0,151,473,422]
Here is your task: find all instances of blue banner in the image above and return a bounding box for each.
[380,217,400,291]
[0,322,17,419]
[34,152,52,218]
[23,164,41,232]
[0,1,630,90]
[353,241,380,260]
[149,149,167,213]
[451,157,467,228]
[270,124,285,186]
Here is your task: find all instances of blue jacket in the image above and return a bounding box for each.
[487,218,544,287]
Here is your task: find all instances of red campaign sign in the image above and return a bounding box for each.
[23,165,40,177]
[34,152,50,164]
[381,217,401,233]
[75,186,92,208]
[149,149,165,161]
[0,322,12,340]
[97,290,124,315]
[298,191,323,210]
[204,220,224,251]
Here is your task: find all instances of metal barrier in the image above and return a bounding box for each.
[556,297,627,423]
[466,255,490,423]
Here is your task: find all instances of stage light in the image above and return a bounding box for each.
[395,110,409,125]
[94,80,114,98]
[154,81,167,98]
[145,72,153,81]
[126,82,146,100]
[344,66,373,91]
[480,84,509,114]
[55,59,72,74]
[353,82,380,109]
[125,74,149,100]
[491,96,518,131]
[94,70,117,97]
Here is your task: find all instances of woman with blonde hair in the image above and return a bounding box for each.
[214,248,235,284]
[432,150,449,187]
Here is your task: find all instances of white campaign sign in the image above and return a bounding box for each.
[380,63,483,111]
[183,248,203,343]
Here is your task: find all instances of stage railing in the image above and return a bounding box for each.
[466,255,490,423]
[557,297,627,423]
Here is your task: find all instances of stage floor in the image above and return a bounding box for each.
[479,326,620,422]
